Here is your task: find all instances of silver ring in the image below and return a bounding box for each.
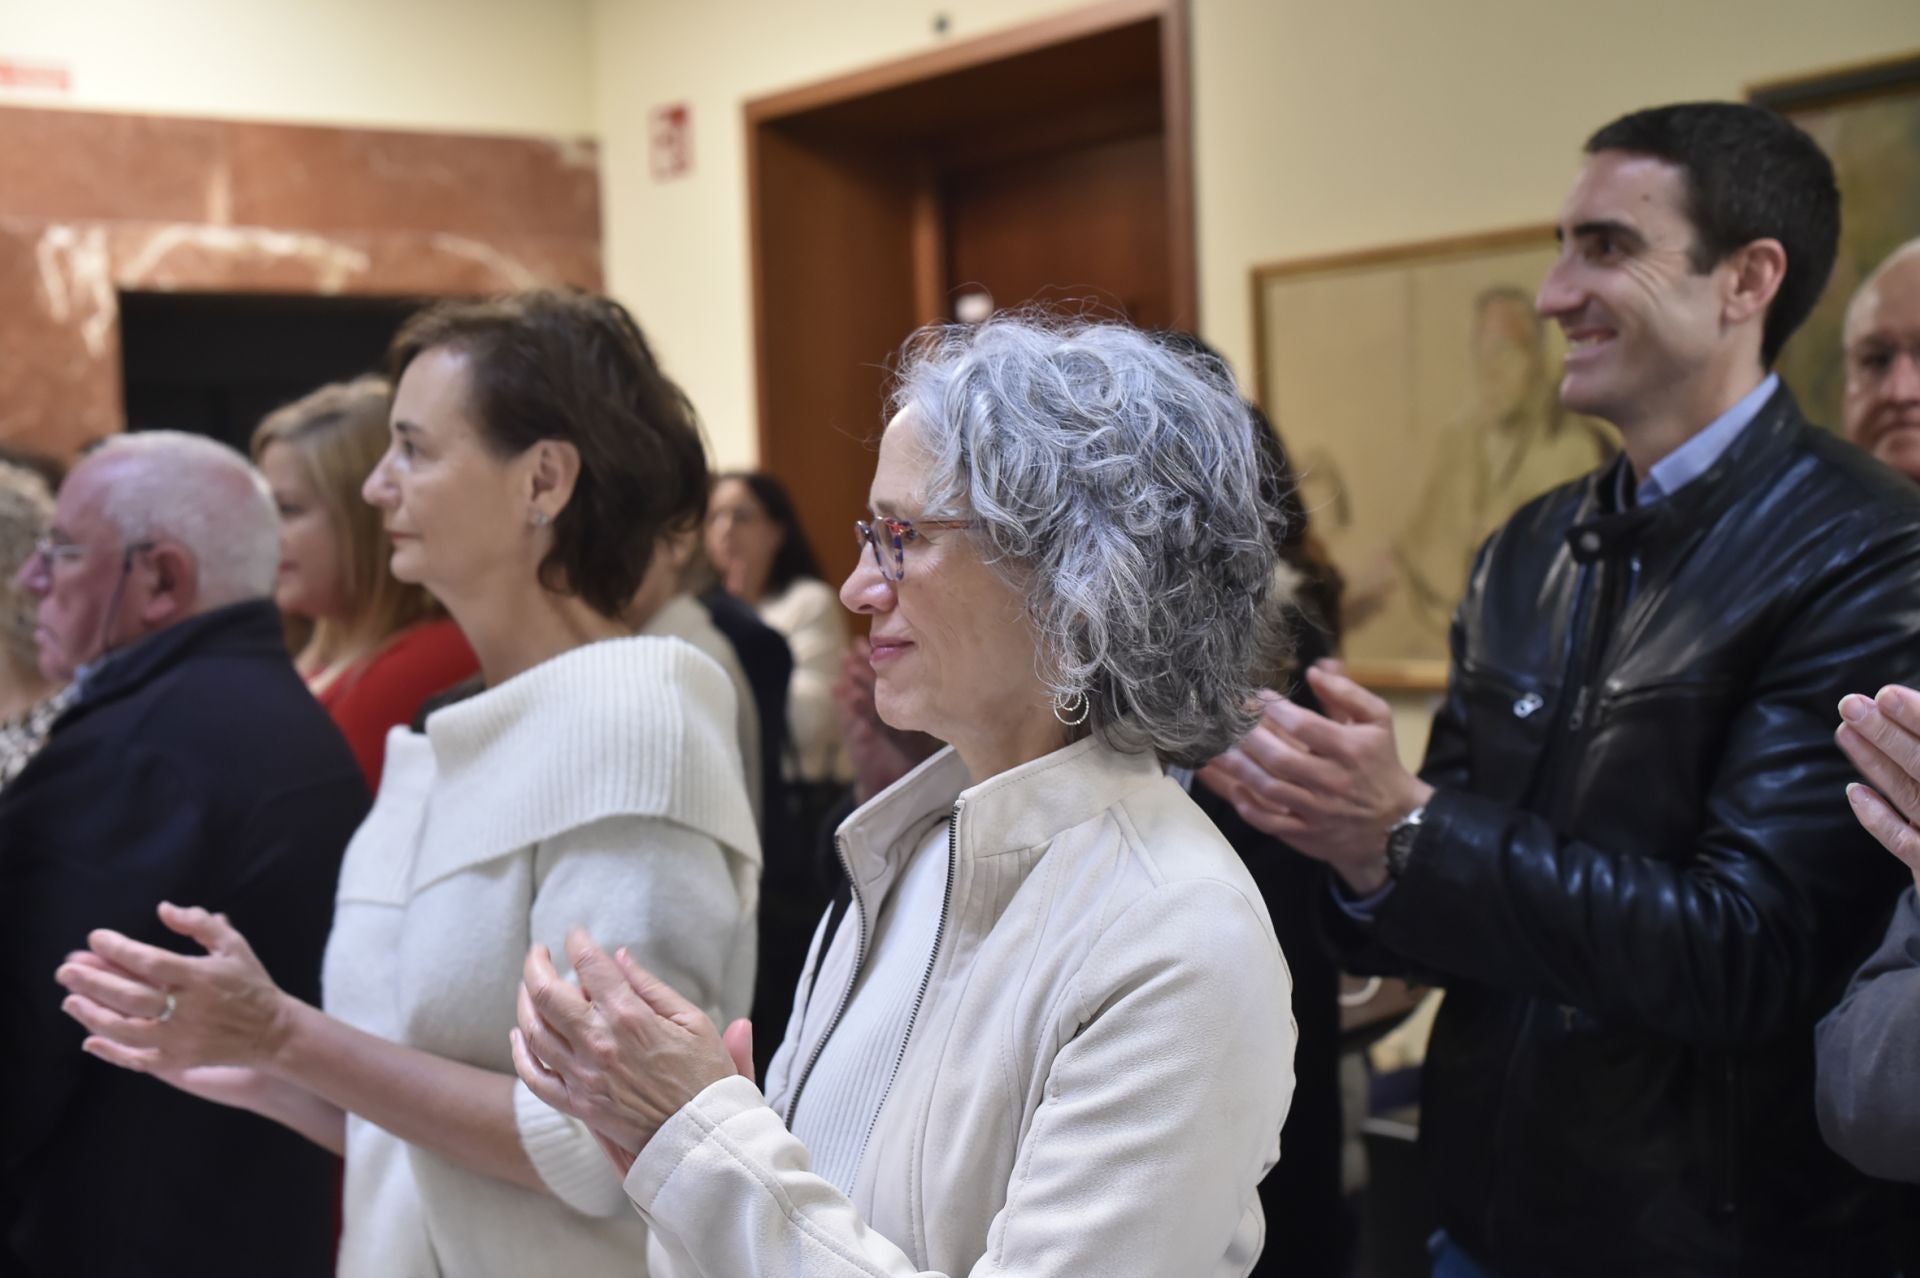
[158,991,177,1024]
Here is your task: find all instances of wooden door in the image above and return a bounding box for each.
[747,0,1192,588]
[943,131,1173,328]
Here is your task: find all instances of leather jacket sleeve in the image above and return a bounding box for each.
[1361,525,1920,1045]
[1816,885,1920,1182]
[1316,544,1484,980]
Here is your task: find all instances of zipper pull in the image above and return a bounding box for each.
[1568,686,1592,732]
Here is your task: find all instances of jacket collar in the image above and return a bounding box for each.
[1566,382,1805,563]
[70,599,288,714]
[836,735,1164,902]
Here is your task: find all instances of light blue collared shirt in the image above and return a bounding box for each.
[1618,373,1779,508]
[1337,373,1779,920]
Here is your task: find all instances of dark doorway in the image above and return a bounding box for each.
[745,0,1193,587]
[119,292,430,454]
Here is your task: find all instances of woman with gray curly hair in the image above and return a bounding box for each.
[0,459,69,790]
[511,313,1298,1277]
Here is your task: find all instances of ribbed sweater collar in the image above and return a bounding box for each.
[401,635,760,891]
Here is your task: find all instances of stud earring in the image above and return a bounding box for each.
[529,509,551,528]
[1051,688,1090,727]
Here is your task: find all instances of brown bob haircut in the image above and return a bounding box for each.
[387,289,709,619]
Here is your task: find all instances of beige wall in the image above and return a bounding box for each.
[591,0,1920,469]
[588,0,1919,759]
[587,0,1090,466]
[8,1,1917,756]
[0,0,594,135]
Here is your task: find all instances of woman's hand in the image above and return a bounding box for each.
[1839,685,1920,893]
[510,928,743,1157]
[55,902,294,1074]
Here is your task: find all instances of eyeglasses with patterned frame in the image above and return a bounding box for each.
[853,516,972,583]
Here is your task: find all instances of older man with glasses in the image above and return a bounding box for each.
[0,431,367,1278]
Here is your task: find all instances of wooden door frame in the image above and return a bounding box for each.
[743,0,1195,468]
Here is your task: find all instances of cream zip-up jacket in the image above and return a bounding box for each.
[626,736,1296,1277]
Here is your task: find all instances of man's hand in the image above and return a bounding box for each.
[1838,685,1920,893]
[1199,661,1433,895]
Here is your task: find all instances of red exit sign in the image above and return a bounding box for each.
[0,59,71,92]
[650,102,692,181]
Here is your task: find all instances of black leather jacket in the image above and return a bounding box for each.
[1329,387,1920,1276]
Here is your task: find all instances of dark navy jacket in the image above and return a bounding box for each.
[1,600,367,1277]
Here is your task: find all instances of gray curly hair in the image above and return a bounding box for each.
[890,313,1284,767]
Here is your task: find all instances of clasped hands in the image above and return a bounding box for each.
[511,930,756,1172]
[1198,660,1432,895]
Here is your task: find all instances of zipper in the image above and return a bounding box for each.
[782,831,873,1126]
[852,803,961,1171]
[1487,548,1611,1249]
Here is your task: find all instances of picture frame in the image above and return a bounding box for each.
[1751,51,1920,432]
[1251,226,1616,690]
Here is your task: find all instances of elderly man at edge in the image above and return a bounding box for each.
[1821,680,1920,1161]
[1843,237,1920,482]
[1814,237,1920,1269]
[0,432,365,1277]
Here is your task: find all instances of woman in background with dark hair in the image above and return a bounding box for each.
[58,290,761,1277]
[1202,398,1355,1278]
[706,471,849,784]
[1156,330,1355,1278]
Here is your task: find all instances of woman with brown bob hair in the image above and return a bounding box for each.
[60,290,763,1276]
[252,374,476,787]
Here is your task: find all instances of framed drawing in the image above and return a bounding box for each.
[1752,52,1920,431]
[1251,227,1616,689]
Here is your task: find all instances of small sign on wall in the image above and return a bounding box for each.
[0,59,72,93]
[650,103,693,181]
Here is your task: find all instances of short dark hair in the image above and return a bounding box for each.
[713,470,825,594]
[1585,102,1839,367]
[389,289,708,618]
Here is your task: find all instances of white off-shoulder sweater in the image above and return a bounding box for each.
[322,636,761,1278]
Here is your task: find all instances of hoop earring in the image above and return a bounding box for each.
[1051,688,1090,727]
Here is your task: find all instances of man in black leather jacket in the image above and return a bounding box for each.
[1202,102,1920,1276]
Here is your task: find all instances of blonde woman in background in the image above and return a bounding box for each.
[253,375,476,787]
[0,458,68,789]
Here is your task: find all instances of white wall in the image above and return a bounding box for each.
[592,0,1920,461]
[588,0,1091,466]
[1192,0,1920,405]
[587,0,1920,760]
[10,0,1918,756]
[0,0,594,135]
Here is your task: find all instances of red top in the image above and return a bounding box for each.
[314,619,478,790]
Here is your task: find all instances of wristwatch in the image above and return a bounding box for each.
[1384,805,1426,880]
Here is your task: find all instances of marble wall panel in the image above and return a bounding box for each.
[0,218,122,457]
[224,123,600,240]
[0,106,602,460]
[0,109,224,225]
